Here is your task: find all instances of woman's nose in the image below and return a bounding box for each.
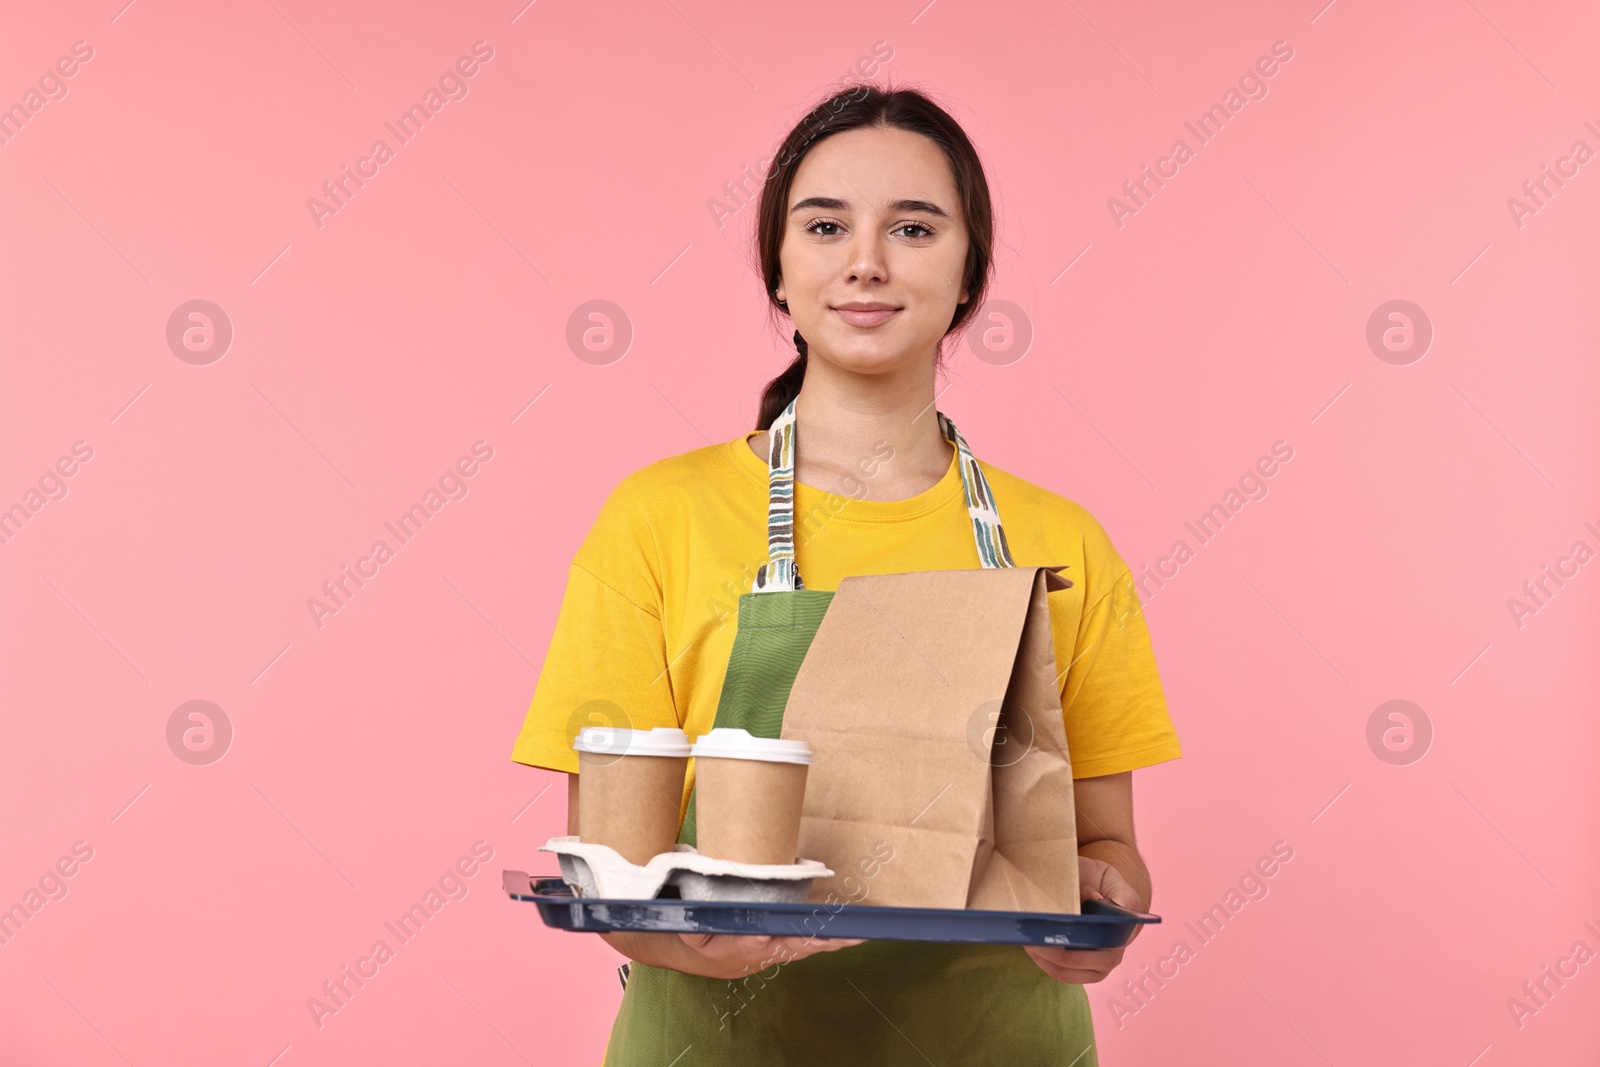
[842,230,890,283]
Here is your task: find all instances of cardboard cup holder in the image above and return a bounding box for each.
[540,836,832,903]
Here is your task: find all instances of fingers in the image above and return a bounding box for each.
[1099,869,1143,909]
[1025,945,1124,968]
[722,934,776,958]
[769,935,864,959]
[794,935,865,954]
[676,932,865,975]
[1107,888,1144,911]
[678,932,770,958]
[1037,961,1112,984]
[1026,952,1114,984]
[1023,944,1124,985]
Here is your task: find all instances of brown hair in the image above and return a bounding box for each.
[753,83,996,431]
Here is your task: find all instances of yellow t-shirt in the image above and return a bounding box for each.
[510,428,1181,816]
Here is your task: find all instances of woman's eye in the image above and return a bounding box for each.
[803,220,934,238]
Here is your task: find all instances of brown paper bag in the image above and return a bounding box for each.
[778,565,1080,914]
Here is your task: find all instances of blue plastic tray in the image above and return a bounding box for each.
[502,870,1160,948]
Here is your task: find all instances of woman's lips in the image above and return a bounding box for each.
[833,307,900,327]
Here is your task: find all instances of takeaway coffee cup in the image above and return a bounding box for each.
[691,728,813,866]
[572,726,691,866]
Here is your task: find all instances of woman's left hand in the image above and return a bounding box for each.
[1022,855,1144,984]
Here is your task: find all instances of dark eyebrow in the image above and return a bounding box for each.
[789,196,951,219]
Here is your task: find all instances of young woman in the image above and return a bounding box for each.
[512,84,1182,1065]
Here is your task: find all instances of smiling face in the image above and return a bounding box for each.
[776,125,971,376]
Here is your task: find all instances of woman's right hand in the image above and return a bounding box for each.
[676,932,864,979]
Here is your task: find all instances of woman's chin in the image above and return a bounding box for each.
[808,333,930,375]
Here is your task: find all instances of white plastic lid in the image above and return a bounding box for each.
[573,726,691,757]
[690,727,813,765]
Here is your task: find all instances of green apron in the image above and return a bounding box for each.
[602,397,1097,1066]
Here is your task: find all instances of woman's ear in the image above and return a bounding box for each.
[775,278,786,305]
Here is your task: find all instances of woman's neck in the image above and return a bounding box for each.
[754,357,956,502]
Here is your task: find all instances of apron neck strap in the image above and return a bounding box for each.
[753,395,1014,593]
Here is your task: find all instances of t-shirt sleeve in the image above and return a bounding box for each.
[1053,523,1182,779]
[509,481,681,774]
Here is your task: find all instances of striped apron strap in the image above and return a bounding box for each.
[752,396,1013,594]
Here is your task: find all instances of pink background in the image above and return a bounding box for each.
[3,0,1597,1063]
